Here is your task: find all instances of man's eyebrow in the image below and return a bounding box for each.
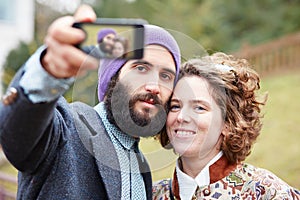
[131,60,153,67]
[132,60,176,76]
[163,68,176,76]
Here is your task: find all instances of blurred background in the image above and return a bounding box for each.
[0,0,299,198]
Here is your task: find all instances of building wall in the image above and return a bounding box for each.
[0,0,34,96]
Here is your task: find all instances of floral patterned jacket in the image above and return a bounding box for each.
[153,156,300,200]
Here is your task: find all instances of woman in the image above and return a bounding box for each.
[112,36,128,58]
[153,52,300,199]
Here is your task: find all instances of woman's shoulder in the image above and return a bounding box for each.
[152,178,173,200]
[238,162,290,185]
[236,162,300,198]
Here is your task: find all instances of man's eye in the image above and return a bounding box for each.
[135,65,147,72]
[161,73,172,81]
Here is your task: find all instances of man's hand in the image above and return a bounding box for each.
[42,4,98,78]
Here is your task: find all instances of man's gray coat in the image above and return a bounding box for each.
[0,68,152,199]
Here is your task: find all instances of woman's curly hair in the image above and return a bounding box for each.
[158,52,267,164]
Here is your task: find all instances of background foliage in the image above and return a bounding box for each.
[95,0,300,52]
[2,0,300,92]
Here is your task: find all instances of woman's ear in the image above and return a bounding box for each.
[221,124,229,136]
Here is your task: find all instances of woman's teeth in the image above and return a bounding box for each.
[176,130,194,135]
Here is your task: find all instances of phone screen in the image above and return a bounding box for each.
[73,19,146,60]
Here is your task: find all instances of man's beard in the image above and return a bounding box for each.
[105,79,168,137]
[100,42,113,54]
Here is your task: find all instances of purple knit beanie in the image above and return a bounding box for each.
[97,24,181,101]
[97,28,116,43]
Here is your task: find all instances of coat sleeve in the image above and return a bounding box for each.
[0,66,67,173]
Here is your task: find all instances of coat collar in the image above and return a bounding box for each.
[172,155,238,199]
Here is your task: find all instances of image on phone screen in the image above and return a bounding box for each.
[73,20,145,60]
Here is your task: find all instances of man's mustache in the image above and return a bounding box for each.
[130,93,163,106]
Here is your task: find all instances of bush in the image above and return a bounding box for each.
[2,41,38,91]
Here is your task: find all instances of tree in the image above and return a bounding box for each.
[193,0,300,52]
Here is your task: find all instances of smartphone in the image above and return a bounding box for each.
[73,18,148,60]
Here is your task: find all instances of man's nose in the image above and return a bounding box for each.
[108,40,114,45]
[144,82,160,95]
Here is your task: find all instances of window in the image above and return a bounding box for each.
[0,0,16,22]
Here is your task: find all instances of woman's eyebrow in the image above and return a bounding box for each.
[170,98,180,103]
[191,99,211,108]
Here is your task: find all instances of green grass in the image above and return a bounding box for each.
[0,161,18,196]
[1,70,299,193]
[141,69,300,189]
[245,70,300,189]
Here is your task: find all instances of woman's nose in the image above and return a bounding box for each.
[177,109,191,123]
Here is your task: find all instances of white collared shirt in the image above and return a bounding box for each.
[176,151,223,200]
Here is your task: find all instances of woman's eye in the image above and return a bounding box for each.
[169,104,180,111]
[195,106,205,112]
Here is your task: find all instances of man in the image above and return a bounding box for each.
[83,28,117,58]
[0,5,180,200]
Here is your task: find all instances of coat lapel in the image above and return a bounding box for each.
[138,153,153,199]
[91,132,122,200]
[71,102,121,200]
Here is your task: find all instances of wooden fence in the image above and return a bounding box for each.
[0,172,17,200]
[233,31,300,75]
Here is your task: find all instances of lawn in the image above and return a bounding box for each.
[245,70,300,188]
[1,70,299,193]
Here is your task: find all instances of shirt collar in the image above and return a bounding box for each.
[94,102,138,150]
[176,151,223,200]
